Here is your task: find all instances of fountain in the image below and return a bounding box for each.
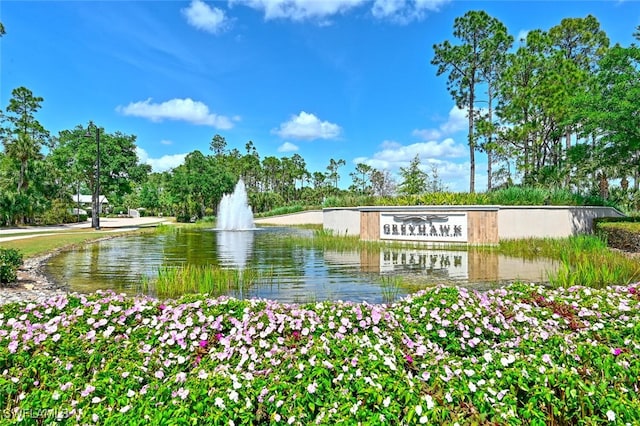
[216,179,255,230]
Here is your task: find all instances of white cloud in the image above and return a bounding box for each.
[117,98,234,129]
[372,138,465,163]
[372,0,448,23]
[230,0,367,22]
[136,147,187,173]
[160,139,173,145]
[412,105,466,140]
[182,0,230,34]
[277,142,299,152]
[273,111,342,140]
[350,136,470,191]
[230,0,449,23]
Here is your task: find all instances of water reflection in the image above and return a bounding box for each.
[216,231,254,269]
[44,227,557,303]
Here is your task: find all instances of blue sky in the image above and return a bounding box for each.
[1,1,638,191]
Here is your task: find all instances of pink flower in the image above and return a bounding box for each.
[612,348,623,356]
[199,340,208,348]
[81,385,95,397]
[405,354,414,364]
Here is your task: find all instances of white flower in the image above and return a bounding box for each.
[500,354,515,367]
[214,397,225,409]
[415,405,422,416]
[425,394,435,410]
[606,410,616,421]
[307,382,317,394]
[468,382,477,392]
[383,396,391,407]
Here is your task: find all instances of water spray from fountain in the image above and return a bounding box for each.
[216,179,255,230]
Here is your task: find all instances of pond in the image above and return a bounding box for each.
[44,226,558,304]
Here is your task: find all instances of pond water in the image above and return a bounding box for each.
[44,227,558,304]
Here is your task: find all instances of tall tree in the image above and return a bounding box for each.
[51,124,149,219]
[210,134,227,156]
[326,158,345,190]
[370,169,396,197]
[432,11,509,193]
[572,42,640,191]
[349,163,373,195]
[496,30,552,185]
[0,87,49,194]
[476,21,513,190]
[548,15,609,186]
[398,154,427,195]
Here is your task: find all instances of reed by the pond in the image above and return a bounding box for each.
[495,235,640,288]
[142,264,274,298]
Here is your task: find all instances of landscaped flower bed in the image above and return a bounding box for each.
[1,282,638,425]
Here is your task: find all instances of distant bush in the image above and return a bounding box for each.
[249,192,285,213]
[255,205,305,218]
[0,248,23,285]
[319,187,613,209]
[39,200,78,225]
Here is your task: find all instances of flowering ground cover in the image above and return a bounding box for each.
[0,282,639,425]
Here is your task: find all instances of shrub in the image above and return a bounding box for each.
[596,222,640,252]
[0,248,23,285]
[39,199,77,225]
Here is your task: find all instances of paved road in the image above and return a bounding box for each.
[0,211,324,242]
[0,217,171,242]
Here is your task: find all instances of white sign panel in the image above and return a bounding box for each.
[380,212,468,243]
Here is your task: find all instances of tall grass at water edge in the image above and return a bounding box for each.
[496,235,640,288]
[141,264,274,299]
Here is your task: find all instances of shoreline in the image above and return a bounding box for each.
[0,217,172,305]
[1,251,67,305]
